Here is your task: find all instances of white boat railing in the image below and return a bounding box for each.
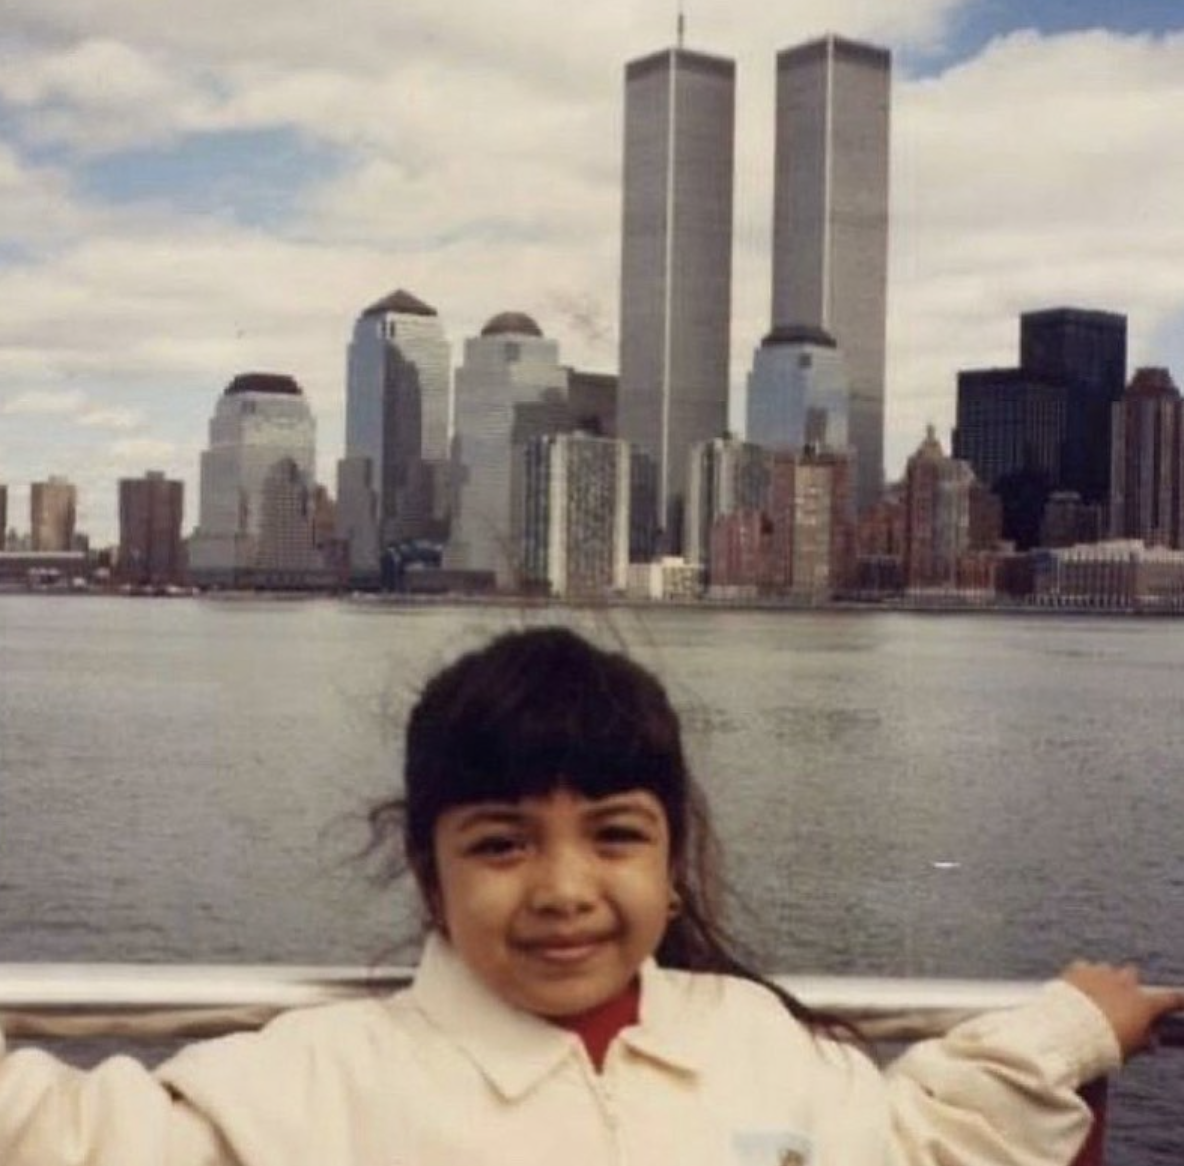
[0,965,1180,1046]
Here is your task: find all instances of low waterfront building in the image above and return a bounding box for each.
[625,556,702,601]
[118,471,185,586]
[1033,539,1184,609]
[30,476,77,552]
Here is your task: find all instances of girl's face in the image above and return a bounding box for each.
[431,786,673,1017]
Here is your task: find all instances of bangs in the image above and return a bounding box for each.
[404,627,687,851]
[442,685,681,806]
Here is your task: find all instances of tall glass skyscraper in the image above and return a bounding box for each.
[773,36,890,512]
[344,289,452,549]
[617,45,735,556]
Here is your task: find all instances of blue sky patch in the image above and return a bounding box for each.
[75,127,345,229]
[906,0,1182,76]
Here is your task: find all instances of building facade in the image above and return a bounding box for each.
[446,313,569,588]
[254,458,337,587]
[343,289,452,566]
[953,368,1065,549]
[903,426,996,590]
[618,46,735,555]
[772,36,890,511]
[188,373,317,583]
[764,446,855,598]
[685,435,770,569]
[1109,367,1183,547]
[520,432,630,598]
[30,476,77,551]
[118,471,184,586]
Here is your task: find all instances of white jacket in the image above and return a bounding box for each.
[0,935,1121,1166]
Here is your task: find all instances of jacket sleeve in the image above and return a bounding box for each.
[0,1037,235,1166]
[883,980,1122,1166]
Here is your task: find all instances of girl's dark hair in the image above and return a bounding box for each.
[369,625,834,1031]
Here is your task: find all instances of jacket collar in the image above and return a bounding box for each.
[408,933,706,1101]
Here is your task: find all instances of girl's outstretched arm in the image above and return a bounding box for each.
[881,961,1182,1165]
[883,975,1122,1165]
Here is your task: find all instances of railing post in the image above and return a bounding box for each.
[1071,1078,1109,1166]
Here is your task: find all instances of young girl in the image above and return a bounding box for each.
[0,625,1178,1165]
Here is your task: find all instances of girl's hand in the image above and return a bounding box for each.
[1061,960,1184,1059]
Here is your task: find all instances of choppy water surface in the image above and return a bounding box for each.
[1,597,1181,1162]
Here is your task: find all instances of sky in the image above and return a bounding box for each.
[2,0,1183,545]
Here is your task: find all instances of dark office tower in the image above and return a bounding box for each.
[1020,308,1127,504]
[773,36,891,512]
[618,46,735,557]
[118,471,185,586]
[953,369,1066,549]
[566,369,618,437]
[1109,367,1184,547]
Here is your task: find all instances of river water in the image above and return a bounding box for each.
[0,596,1180,1162]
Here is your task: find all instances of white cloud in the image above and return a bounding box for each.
[2,388,86,416]
[110,437,177,463]
[78,407,143,430]
[0,38,221,154]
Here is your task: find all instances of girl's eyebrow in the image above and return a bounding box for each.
[450,805,528,832]
[584,797,663,823]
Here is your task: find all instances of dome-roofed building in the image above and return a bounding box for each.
[224,372,303,397]
[481,312,544,338]
[189,370,318,584]
[360,289,438,320]
[446,312,569,587]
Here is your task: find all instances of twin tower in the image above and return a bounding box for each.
[619,35,891,543]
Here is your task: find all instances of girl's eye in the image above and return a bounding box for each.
[466,834,527,858]
[596,823,650,846]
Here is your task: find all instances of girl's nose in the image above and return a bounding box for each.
[527,846,597,915]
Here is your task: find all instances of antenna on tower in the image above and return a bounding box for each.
[676,0,686,48]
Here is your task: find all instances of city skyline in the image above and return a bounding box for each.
[2,2,1184,542]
